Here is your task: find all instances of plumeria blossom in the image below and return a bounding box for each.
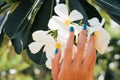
[28,30,78,69]
[28,30,65,69]
[87,17,111,54]
[29,3,111,69]
[48,4,83,40]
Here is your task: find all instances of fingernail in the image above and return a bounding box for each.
[69,26,74,32]
[83,24,87,30]
[55,48,58,54]
[92,32,94,36]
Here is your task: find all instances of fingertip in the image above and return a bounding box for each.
[54,48,61,61]
[69,26,74,32]
[67,26,74,44]
[69,26,75,39]
[80,25,87,36]
[55,48,58,54]
[52,48,61,80]
[82,24,87,30]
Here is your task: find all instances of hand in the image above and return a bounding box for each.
[52,27,96,80]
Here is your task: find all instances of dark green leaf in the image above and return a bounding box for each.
[79,0,102,21]
[11,23,29,54]
[12,0,44,54]
[11,35,23,53]
[69,0,89,25]
[94,0,120,16]
[0,31,4,46]
[27,46,45,64]
[3,0,33,39]
[26,0,54,64]
[8,0,20,2]
[0,12,7,32]
[109,13,120,24]
[0,1,6,8]
[93,0,120,24]
[39,52,47,65]
[10,0,44,38]
[0,12,8,46]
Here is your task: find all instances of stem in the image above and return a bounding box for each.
[65,0,70,12]
[50,0,55,18]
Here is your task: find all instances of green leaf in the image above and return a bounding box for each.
[0,31,4,46]
[27,46,45,64]
[0,12,7,46]
[69,0,89,25]
[0,1,6,8]
[0,12,7,33]
[26,0,55,64]
[79,0,102,21]
[11,35,24,54]
[21,50,33,65]
[110,13,120,24]
[11,0,44,54]
[93,0,120,24]
[3,0,33,39]
[10,0,44,38]
[39,51,47,65]
[94,0,120,15]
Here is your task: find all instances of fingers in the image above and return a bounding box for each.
[73,25,87,65]
[80,35,96,80]
[88,54,96,80]
[63,26,74,65]
[52,48,61,80]
[82,35,96,70]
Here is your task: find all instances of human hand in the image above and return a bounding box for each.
[52,26,96,80]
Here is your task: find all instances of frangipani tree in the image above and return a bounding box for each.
[0,0,120,79]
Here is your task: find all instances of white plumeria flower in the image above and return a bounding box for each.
[28,30,55,54]
[48,4,83,39]
[28,30,65,69]
[45,59,52,69]
[88,17,111,54]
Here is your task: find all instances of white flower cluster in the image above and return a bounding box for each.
[28,4,110,69]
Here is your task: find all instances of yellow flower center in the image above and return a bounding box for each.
[64,18,71,26]
[94,31,100,37]
[55,42,62,49]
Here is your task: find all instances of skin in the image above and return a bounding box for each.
[52,29,96,80]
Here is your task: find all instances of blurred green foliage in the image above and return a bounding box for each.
[0,0,120,80]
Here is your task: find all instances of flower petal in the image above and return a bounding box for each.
[73,24,82,35]
[87,18,105,37]
[88,17,105,28]
[88,17,100,27]
[45,59,52,69]
[44,35,56,46]
[32,30,55,46]
[32,30,48,42]
[69,10,83,21]
[28,42,44,54]
[58,27,69,43]
[87,26,96,37]
[57,34,67,45]
[45,46,55,59]
[95,28,111,54]
[48,16,64,30]
[54,4,68,19]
